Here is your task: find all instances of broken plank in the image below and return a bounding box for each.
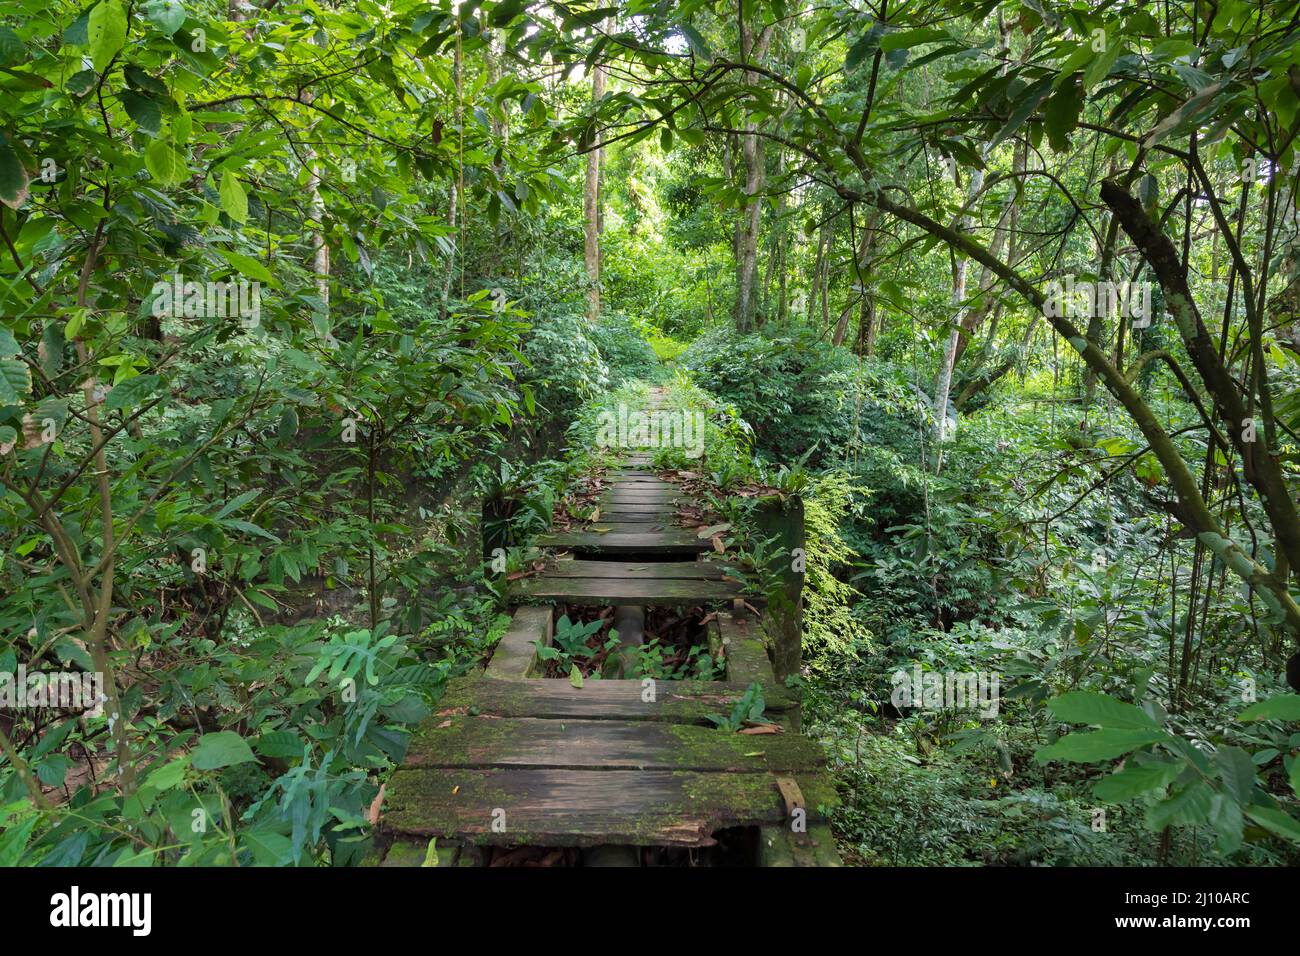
[406,715,825,773]
[718,611,777,685]
[759,823,842,867]
[484,606,551,681]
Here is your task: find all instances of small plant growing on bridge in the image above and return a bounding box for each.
[534,614,618,676]
[633,640,721,681]
[707,682,773,732]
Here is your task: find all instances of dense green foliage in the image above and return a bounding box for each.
[2,0,1299,868]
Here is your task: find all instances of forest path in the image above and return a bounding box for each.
[378,387,840,866]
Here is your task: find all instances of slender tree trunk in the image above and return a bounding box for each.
[932,166,983,450]
[733,22,774,330]
[584,37,608,322]
[441,27,464,319]
[299,86,330,320]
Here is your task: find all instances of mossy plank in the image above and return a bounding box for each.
[382,768,834,847]
[434,675,796,723]
[406,715,824,772]
[380,839,438,867]
[484,605,550,681]
[759,823,842,867]
[719,612,777,685]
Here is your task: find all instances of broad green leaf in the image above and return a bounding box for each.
[143,0,185,36]
[1208,794,1244,854]
[1043,79,1084,153]
[241,827,293,866]
[0,25,25,66]
[146,755,190,790]
[845,25,884,70]
[104,373,160,411]
[121,91,162,134]
[678,23,711,61]
[219,170,248,224]
[1244,806,1300,845]
[0,145,29,210]
[145,139,188,186]
[1047,691,1158,729]
[0,326,17,357]
[87,0,128,73]
[1092,760,1181,801]
[490,0,523,26]
[1035,728,1167,763]
[1146,781,1214,831]
[1215,746,1258,804]
[36,754,71,786]
[1238,694,1300,722]
[0,816,38,867]
[215,248,274,283]
[191,730,257,770]
[0,359,32,403]
[569,664,584,688]
[254,730,304,758]
[1082,40,1122,93]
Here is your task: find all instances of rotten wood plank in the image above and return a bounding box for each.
[406,715,825,773]
[718,611,776,685]
[484,606,551,681]
[759,823,842,867]
[383,767,836,847]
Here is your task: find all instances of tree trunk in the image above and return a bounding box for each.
[733,22,774,331]
[584,41,608,323]
[931,166,984,449]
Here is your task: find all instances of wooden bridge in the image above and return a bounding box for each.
[377,392,840,866]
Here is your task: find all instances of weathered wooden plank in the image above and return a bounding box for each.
[718,612,776,685]
[536,530,711,555]
[511,575,744,605]
[543,559,733,580]
[581,512,678,524]
[759,823,842,867]
[437,674,796,722]
[383,768,836,847]
[485,606,550,681]
[593,505,679,518]
[407,715,825,772]
[603,488,683,500]
[585,521,682,534]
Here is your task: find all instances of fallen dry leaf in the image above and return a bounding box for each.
[738,723,783,735]
[367,782,387,824]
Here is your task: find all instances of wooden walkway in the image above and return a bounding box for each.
[379,394,839,866]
